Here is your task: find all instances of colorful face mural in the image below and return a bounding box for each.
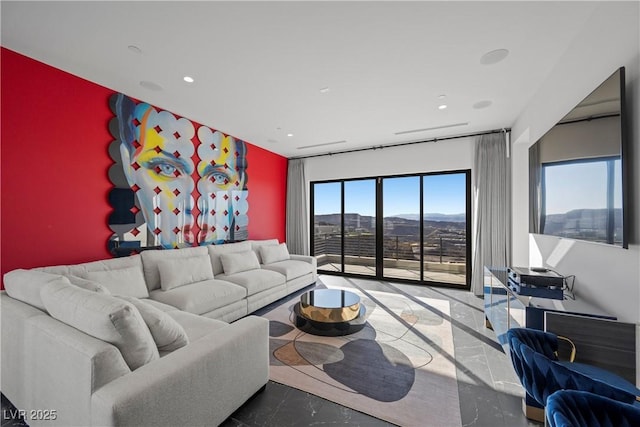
[196,127,249,244]
[108,93,248,252]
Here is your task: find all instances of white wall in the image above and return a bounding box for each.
[305,136,474,183]
[511,0,640,332]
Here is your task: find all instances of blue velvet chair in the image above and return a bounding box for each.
[547,390,640,427]
[506,328,640,419]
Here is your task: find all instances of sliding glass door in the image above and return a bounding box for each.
[382,176,421,280]
[313,182,341,273]
[311,170,470,288]
[344,179,376,276]
[422,173,468,286]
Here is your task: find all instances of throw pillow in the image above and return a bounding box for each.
[206,241,252,275]
[67,275,111,295]
[116,296,189,352]
[250,239,279,264]
[219,251,260,275]
[260,243,291,265]
[83,266,149,298]
[41,279,159,370]
[157,254,214,291]
[3,269,68,311]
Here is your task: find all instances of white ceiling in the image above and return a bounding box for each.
[1,1,600,158]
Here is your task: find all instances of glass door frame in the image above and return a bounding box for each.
[310,169,471,290]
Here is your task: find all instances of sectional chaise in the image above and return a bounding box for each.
[1,239,317,426]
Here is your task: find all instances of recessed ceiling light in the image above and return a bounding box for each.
[128,45,142,54]
[319,87,330,93]
[183,76,194,83]
[473,100,493,109]
[287,133,294,137]
[140,80,163,91]
[480,49,509,65]
[438,104,447,110]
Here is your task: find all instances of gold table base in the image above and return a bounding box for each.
[299,301,361,323]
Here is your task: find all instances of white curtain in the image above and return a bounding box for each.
[286,158,309,255]
[529,142,542,234]
[471,132,511,296]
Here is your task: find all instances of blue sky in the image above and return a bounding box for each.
[314,173,467,216]
[544,160,621,214]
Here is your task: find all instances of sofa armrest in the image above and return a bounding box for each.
[91,315,269,427]
[289,254,317,269]
[2,304,131,427]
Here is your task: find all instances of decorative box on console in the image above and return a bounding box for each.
[507,267,564,300]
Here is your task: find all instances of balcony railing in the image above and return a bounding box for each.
[313,232,466,263]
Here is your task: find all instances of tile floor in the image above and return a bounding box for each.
[1,275,539,427]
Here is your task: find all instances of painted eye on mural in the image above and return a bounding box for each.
[209,171,230,185]
[146,159,184,178]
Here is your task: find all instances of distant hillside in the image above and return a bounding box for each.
[392,213,466,223]
[543,208,622,242]
[315,213,466,225]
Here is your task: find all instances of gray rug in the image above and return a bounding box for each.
[264,280,461,427]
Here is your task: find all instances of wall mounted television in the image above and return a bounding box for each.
[529,67,628,248]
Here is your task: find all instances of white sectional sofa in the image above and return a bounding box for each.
[1,239,317,426]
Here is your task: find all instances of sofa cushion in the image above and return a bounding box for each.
[69,254,144,278]
[219,251,260,275]
[83,266,149,299]
[250,239,279,263]
[116,296,189,352]
[217,269,286,296]
[260,243,290,265]
[139,298,180,312]
[149,279,246,315]
[3,269,67,311]
[166,310,228,343]
[140,246,209,292]
[67,275,111,294]
[261,259,313,281]
[40,279,159,370]
[207,241,252,275]
[33,264,75,276]
[157,254,214,291]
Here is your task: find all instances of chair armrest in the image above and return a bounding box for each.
[91,315,269,427]
[556,335,576,362]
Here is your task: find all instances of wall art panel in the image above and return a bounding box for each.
[108,93,248,253]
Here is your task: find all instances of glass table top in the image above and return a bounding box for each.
[300,289,360,309]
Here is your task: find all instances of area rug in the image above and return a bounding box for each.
[263,280,462,427]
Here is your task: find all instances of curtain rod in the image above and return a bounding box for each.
[289,127,511,160]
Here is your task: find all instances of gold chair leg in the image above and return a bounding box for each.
[522,398,545,423]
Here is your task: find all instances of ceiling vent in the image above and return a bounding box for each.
[297,140,347,150]
[394,122,469,135]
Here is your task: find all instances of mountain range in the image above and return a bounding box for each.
[391,213,466,222]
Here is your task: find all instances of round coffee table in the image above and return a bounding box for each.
[294,288,367,336]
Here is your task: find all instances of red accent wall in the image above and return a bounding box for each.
[246,144,288,241]
[0,48,287,287]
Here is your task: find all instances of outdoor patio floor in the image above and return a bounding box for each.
[318,262,467,285]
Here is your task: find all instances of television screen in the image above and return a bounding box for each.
[529,67,628,248]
